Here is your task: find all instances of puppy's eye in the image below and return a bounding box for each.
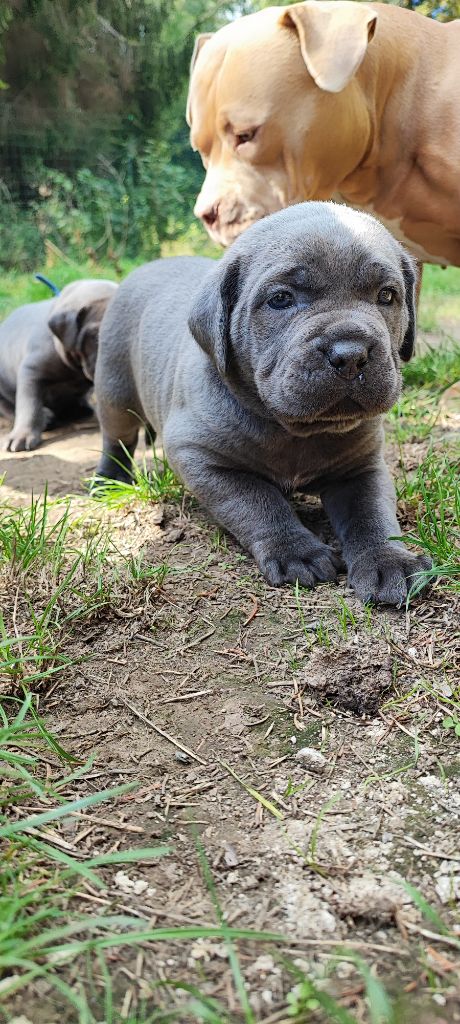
[267,291,295,310]
[378,287,396,305]
[235,128,257,147]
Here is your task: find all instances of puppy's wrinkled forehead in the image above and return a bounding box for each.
[232,202,403,290]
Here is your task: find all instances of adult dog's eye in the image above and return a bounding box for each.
[378,287,396,305]
[235,128,257,147]
[267,291,295,310]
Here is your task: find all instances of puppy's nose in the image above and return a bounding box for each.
[327,340,369,380]
[201,204,219,227]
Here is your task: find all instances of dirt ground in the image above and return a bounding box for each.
[1,414,459,1023]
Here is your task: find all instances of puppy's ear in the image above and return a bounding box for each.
[400,253,417,362]
[186,33,213,125]
[188,259,239,375]
[280,1,377,93]
[48,307,86,351]
[77,322,99,381]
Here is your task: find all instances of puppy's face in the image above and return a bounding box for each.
[48,299,109,382]
[189,203,416,434]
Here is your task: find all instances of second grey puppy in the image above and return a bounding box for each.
[0,279,117,452]
[95,202,431,605]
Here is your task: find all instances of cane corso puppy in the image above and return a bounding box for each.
[0,279,117,451]
[95,202,430,604]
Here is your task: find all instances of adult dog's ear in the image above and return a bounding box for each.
[400,253,417,362]
[280,1,377,94]
[188,259,240,375]
[186,33,213,125]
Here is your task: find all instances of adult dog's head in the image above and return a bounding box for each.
[187,1,377,246]
[188,203,415,434]
[48,279,118,381]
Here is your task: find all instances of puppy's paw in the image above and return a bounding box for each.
[93,460,134,486]
[43,407,56,430]
[253,532,341,588]
[348,542,432,606]
[5,429,42,452]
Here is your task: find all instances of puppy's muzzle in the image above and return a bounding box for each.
[326,339,370,381]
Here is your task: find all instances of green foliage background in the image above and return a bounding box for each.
[0,0,459,272]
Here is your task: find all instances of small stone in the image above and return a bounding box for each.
[433,993,447,1006]
[295,747,328,771]
[113,870,153,896]
[248,954,276,976]
[336,961,355,979]
[419,774,443,789]
[435,873,460,904]
[132,879,149,895]
[223,842,239,867]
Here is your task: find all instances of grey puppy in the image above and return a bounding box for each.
[0,279,117,452]
[95,202,431,605]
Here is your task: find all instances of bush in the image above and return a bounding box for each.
[0,141,196,272]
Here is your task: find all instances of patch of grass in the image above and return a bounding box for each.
[1,693,283,1019]
[91,445,183,508]
[418,265,460,334]
[127,557,170,586]
[334,595,357,638]
[402,340,460,391]
[195,831,256,1024]
[388,341,460,443]
[211,527,228,552]
[384,678,460,743]
[397,447,460,593]
[0,259,131,319]
[315,618,332,648]
[284,952,400,1023]
[0,693,171,1009]
[0,489,108,688]
[0,616,74,689]
[0,487,72,574]
[387,343,460,593]
[0,487,181,691]
[388,390,440,443]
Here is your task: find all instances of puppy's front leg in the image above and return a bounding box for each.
[321,462,431,605]
[170,450,340,587]
[5,364,45,452]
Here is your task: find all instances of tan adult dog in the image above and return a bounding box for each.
[187,1,460,267]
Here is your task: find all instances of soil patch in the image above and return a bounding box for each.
[1,418,459,1022]
[304,647,393,716]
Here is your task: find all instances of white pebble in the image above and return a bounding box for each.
[295,747,328,771]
